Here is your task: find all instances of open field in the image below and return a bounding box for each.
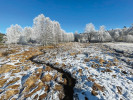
[0,42,133,100]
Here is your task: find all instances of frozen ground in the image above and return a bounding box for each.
[0,43,133,100]
[103,42,133,54]
[103,42,133,68]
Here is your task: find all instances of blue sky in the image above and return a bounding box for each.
[0,0,133,33]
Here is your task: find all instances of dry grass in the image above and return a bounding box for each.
[55,62,59,65]
[114,58,119,62]
[44,66,52,72]
[0,78,9,88]
[70,53,76,56]
[25,82,45,98]
[11,69,21,73]
[88,77,95,82]
[0,49,18,57]
[41,73,53,82]
[54,85,63,91]
[23,66,30,71]
[116,86,122,94]
[6,77,20,86]
[99,58,105,65]
[0,76,5,80]
[39,93,47,100]
[78,69,82,75]
[36,68,43,73]
[7,85,20,89]
[0,89,3,92]
[105,69,112,72]
[24,75,39,92]
[63,78,67,85]
[92,83,104,92]
[53,74,57,80]
[33,94,38,99]
[5,90,19,99]
[91,90,98,96]
[0,64,16,74]
[84,58,90,62]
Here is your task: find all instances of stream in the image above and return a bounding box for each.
[29,53,76,100]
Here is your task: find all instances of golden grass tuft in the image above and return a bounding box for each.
[6,77,20,86]
[7,85,20,89]
[42,73,53,82]
[0,64,16,74]
[88,77,95,82]
[53,74,57,80]
[25,82,45,98]
[99,58,105,65]
[91,90,98,96]
[0,76,5,80]
[39,93,47,100]
[84,58,90,62]
[0,89,3,92]
[36,68,43,73]
[0,78,9,88]
[5,90,19,99]
[63,78,67,85]
[55,62,59,65]
[54,85,63,91]
[34,94,38,99]
[95,56,99,59]
[116,86,122,94]
[44,66,52,72]
[70,53,76,56]
[113,58,119,62]
[78,69,82,75]
[11,69,21,73]
[105,69,112,72]
[92,83,104,92]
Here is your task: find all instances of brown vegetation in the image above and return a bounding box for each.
[54,85,63,91]
[92,83,104,92]
[91,90,98,96]
[84,58,90,62]
[0,78,8,88]
[116,86,122,94]
[6,77,20,86]
[0,64,16,74]
[5,90,19,99]
[42,73,53,82]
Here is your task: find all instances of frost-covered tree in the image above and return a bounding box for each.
[45,18,55,45]
[84,23,95,42]
[22,27,33,43]
[114,31,120,41]
[98,25,105,42]
[53,21,59,44]
[6,24,23,44]
[126,35,133,42]
[33,14,46,44]
[6,14,74,45]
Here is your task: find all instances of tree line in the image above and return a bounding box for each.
[5,15,133,44]
[75,23,133,43]
[6,14,74,45]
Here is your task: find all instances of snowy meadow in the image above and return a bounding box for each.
[0,14,133,100]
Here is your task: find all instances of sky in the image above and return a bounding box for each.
[0,0,133,33]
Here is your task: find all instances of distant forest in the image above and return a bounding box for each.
[1,14,133,45]
[75,23,133,43]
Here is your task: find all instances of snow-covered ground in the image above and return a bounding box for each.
[103,42,133,54]
[35,43,133,100]
[0,43,133,100]
[103,42,133,69]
